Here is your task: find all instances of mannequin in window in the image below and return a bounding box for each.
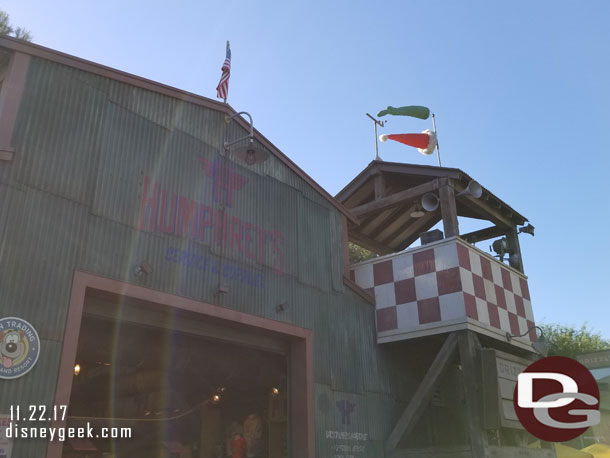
[243,413,262,457]
[230,433,247,458]
[226,420,243,457]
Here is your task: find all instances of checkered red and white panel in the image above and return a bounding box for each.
[350,240,535,342]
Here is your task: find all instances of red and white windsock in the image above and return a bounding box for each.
[379,129,437,155]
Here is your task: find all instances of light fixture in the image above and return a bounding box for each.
[224,111,270,166]
[134,261,152,278]
[506,326,548,356]
[271,387,280,396]
[490,237,510,262]
[212,394,221,404]
[410,204,425,218]
[519,223,535,236]
[74,363,81,376]
[233,146,269,166]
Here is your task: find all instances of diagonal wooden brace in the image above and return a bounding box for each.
[385,333,458,455]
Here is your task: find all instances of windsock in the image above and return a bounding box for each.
[377,105,430,120]
[379,129,437,155]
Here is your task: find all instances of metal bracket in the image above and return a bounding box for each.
[0,147,15,161]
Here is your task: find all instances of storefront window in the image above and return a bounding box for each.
[64,292,289,458]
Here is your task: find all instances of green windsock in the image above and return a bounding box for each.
[377,105,430,120]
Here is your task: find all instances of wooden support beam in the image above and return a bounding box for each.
[439,185,459,237]
[457,331,488,458]
[459,197,513,230]
[366,204,411,237]
[374,204,418,242]
[456,196,514,231]
[385,333,458,455]
[349,231,393,255]
[377,162,461,180]
[460,226,505,244]
[451,179,518,229]
[350,179,441,218]
[335,166,377,203]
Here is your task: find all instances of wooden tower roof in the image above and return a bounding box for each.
[336,160,528,257]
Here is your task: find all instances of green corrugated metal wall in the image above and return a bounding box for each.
[0,53,420,458]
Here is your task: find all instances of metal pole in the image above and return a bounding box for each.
[432,113,441,167]
[366,113,384,161]
[374,122,379,160]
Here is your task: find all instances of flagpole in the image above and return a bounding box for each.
[431,113,441,167]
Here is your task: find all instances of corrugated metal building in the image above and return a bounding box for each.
[0,36,554,458]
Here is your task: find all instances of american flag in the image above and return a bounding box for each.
[216,41,231,102]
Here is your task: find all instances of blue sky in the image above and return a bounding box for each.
[4,0,610,337]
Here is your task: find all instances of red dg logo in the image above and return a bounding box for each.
[513,356,600,442]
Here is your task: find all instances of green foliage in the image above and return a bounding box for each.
[348,243,376,265]
[0,11,11,36]
[0,9,32,42]
[12,27,32,42]
[539,322,610,359]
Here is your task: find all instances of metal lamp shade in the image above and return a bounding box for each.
[232,146,269,166]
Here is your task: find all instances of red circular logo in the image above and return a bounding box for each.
[513,356,600,442]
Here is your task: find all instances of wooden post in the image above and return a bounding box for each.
[374,172,385,200]
[439,185,459,238]
[505,228,524,273]
[457,331,488,458]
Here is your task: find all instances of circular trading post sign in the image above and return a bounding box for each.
[513,356,600,442]
[0,317,41,379]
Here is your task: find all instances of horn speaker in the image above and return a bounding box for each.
[421,193,439,212]
[457,180,483,199]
